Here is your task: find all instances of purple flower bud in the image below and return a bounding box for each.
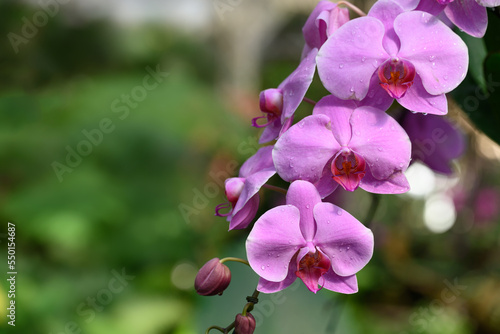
[194,258,231,296]
[234,313,256,334]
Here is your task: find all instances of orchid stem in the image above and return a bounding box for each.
[337,1,367,17]
[263,184,287,195]
[220,257,250,267]
[242,289,260,316]
[205,325,225,334]
[364,193,381,227]
[302,97,317,106]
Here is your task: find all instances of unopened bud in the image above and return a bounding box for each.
[194,258,231,296]
[259,88,283,115]
[234,313,256,334]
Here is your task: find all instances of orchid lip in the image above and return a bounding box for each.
[378,58,416,99]
[295,248,330,293]
[331,149,366,192]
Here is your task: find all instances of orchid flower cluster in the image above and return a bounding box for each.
[195,0,495,332]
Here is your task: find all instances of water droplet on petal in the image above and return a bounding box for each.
[337,210,342,216]
[361,57,366,62]
[428,55,435,62]
[377,147,383,152]
[306,204,310,209]
[261,266,266,270]
[339,64,344,69]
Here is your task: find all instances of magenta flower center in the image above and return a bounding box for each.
[331,150,366,192]
[295,249,330,293]
[378,58,416,99]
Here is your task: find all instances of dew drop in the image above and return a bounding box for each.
[361,57,366,62]
[327,220,331,224]
[355,131,361,136]
[350,87,354,92]
[288,240,292,244]
[399,163,404,168]
[261,266,266,270]
[306,204,310,209]
[428,55,435,61]
[423,113,428,116]
[347,246,350,251]
[337,210,342,216]
[443,75,448,81]
[267,264,270,267]
[339,64,344,69]
[377,147,383,152]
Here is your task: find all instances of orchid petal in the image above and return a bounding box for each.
[444,0,487,38]
[314,161,340,198]
[356,73,394,111]
[348,107,411,180]
[246,205,306,282]
[313,202,374,276]
[280,49,318,120]
[239,146,274,177]
[257,268,298,293]
[415,0,446,15]
[313,95,356,147]
[259,118,283,144]
[317,16,388,100]
[322,269,358,294]
[476,0,500,7]
[397,75,448,115]
[302,1,339,49]
[273,114,339,183]
[286,180,322,241]
[229,194,260,230]
[396,11,468,95]
[368,0,405,55]
[360,167,410,194]
[402,112,466,174]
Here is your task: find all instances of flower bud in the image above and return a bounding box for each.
[194,258,231,296]
[234,313,256,334]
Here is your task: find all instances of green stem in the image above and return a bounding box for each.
[364,193,381,227]
[220,257,250,267]
[242,289,260,316]
[302,97,317,106]
[262,184,287,195]
[205,325,225,334]
[337,1,367,17]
